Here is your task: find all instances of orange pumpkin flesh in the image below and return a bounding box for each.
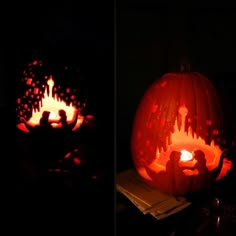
[131,72,232,196]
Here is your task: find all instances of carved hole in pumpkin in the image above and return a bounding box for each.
[16,60,87,133]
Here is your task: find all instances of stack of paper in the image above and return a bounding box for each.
[116,168,191,220]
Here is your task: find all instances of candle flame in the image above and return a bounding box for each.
[141,105,231,180]
[155,105,222,168]
[49,111,57,120]
[180,150,193,162]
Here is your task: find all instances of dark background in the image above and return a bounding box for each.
[1,2,114,234]
[2,1,236,234]
[3,3,114,168]
[116,3,236,172]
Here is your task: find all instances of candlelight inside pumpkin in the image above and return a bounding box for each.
[16,60,86,133]
[131,72,233,196]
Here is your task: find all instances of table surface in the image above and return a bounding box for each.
[116,165,236,236]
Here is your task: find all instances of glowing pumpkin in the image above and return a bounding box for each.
[131,71,232,196]
[16,60,87,133]
[15,59,96,169]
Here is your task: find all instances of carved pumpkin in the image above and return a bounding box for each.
[16,60,87,133]
[131,71,232,196]
[15,59,96,169]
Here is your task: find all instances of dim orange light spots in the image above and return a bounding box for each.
[64,152,72,159]
[86,114,94,119]
[213,129,219,135]
[73,157,81,165]
[26,78,32,85]
[34,88,39,94]
[206,120,212,125]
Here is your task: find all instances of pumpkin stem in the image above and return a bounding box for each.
[180,58,191,72]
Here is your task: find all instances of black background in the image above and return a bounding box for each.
[1,2,114,234]
[2,1,236,234]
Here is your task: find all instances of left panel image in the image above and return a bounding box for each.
[3,2,114,234]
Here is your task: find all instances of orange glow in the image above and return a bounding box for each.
[73,157,81,165]
[216,158,233,180]
[152,105,223,169]
[138,105,231,181]
[17,75,84,132]
[64,152,72,159]
[153,105,222,170]
[180,150,193,162]
[86,114,94,119]
[131,72,232,196]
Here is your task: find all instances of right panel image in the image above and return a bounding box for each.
[116,2,236,236]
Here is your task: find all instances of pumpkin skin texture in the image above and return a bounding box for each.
[131,72,225,196]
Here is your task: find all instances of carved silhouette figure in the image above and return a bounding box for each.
[192,150,208,192]
[56,109,80,132]
[20,110,70,168]
[52,109,81,159]
[58,109,67,126]
[141,148,227,197]
[143,151,193,196]
[20,109,80,133]
[20,111,53,132]
[19,109,81,169]
[166,151,194,196]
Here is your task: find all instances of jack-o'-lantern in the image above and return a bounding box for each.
[16,60,88,133]
[131,69,232,196]
[15,59,96,169]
